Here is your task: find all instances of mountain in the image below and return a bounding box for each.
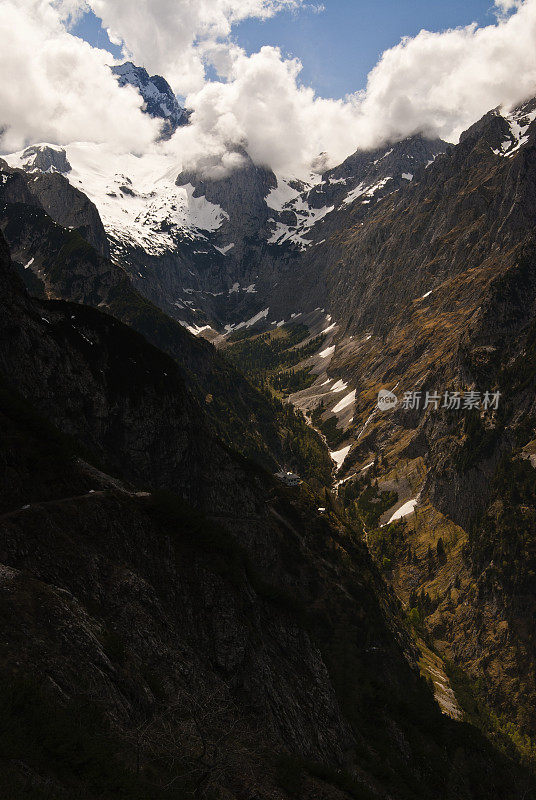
[275,97,536,761]
[5,64,536,786]
[111,61,189,136]
[0,156,332,484]
[1,229,527,798]
[3,128,447,335]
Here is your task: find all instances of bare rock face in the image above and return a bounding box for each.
[19,143,72,173]
[176,149,277,256]
[30,172,110,258]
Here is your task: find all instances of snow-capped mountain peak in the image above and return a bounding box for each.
[111,62,189,136]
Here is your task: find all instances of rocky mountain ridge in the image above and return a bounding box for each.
[0,155,333,483]
[3,85,447,335]
[279,96,536,762]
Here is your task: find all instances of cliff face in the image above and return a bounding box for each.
[302,101,536,759]
[0,232,525,799]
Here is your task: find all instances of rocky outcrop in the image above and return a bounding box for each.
[18,143,72,173]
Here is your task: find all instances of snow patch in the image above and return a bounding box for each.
[330,445,351,471]
[5,142,229,258]
[386,497,419,525]
[332,390,356,414]
[230,308,270,332]
[342,177,392,206]
[319,345,335,359]
[330,379,348,393]
[215,243,235,255]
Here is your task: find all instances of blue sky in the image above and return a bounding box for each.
[74,0,498,99]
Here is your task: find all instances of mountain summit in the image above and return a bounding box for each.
[111,61,189,136]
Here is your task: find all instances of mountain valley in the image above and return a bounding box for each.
[2,56,536,799]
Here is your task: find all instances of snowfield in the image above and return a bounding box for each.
[5,142,229,257]
[332,390,356,414]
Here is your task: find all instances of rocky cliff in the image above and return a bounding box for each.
[298,99,536,764]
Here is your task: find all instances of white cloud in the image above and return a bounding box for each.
[162,0,536,176]
[353,0,536,147]
[3,0,536,179]
[167,46,365,176]
[0,0,159,153]
[494,0,522,14]
[80,0,307,94]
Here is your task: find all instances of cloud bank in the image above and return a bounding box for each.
[2,0,536,176]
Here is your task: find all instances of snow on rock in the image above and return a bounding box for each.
[386,497,419,525]
[10,143,71,174]
[330,379,348,393]
[319,345,335,359]
[330,445,352,471]
[265,179,303,211]
[266,173,332,249]
[227,308,270,333]
[332,390,356,414]
[215,243,235,255]
[268,203,334,250]
[493,105,536,158]
[322,322,337,334]
[6,142,229,258]
[402,172,413,181]
[179,321,212,336]
[342,177,392,206]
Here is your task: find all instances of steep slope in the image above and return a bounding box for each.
[0,231,528,799]
[297,99,536,761]
[3,129,446,333]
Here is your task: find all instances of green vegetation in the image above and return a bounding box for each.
[270,367,316,394]
[224,323,324,395]
[225,323,320,374]
[339,474,398,530]
[310,402,347,449]
[446,661,536,771]
[406,589,440,635]
[469,456,536,596]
